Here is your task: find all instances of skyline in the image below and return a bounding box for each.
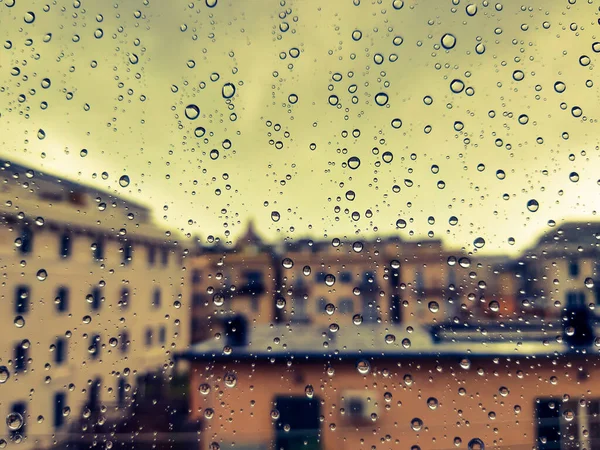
[2,0,600,255]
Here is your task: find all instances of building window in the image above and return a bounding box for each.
[292,296,307,321]
[120,288,130,309]
[192,293,204,306]
[89,335,100,359]
[192,269,202,284]
[340,271,353,283]
[415,271,424,293]
[15,285,29,314]
[159,326,166,345]
[19,226,33,255]
[90,287,102,310]
[122,241,133,265]
[56,287,69,313]
[55,338,67,365]
[317,297,328,313]
[117,378,126,406]
[152,288,161,308]
[54,392,66,429]
[60,232,71,258]
[120,331,130,354]
[316,272,326,283]
[93,238,104,261]
[145,328,153,347]
[339,299,354,314]
[161,248,169,266]
[569,260,580,277]
[9,402,26,438]
[14,343,28,373]
[148,246,156,266]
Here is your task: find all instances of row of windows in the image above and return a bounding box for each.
[17,226,174,267]
[13,285,163,314]
[8,379,130,437]
[13,327,167,372]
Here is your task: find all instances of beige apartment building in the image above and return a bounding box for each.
[0,160,189,449]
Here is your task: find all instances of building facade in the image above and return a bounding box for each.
[0,161,190,449]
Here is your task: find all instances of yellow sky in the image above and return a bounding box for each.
[1,0,599,255]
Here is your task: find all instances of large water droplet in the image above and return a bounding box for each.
[119,175,130,187]
[185,104,200,120]
[222,83,236,99]
[375,92,389,106]
[527,199,540,212]
[450,79,465,93]
[0,366,9,384]
[224,372,237,388]
[356,360,370,374]
[6,412,23,431]
[441,33,456,49]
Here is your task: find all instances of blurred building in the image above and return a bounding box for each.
[181,323,600,450]
[0,160,189,449]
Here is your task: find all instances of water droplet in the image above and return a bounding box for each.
[206,0,218,7]
[441,33,456,49]
[24,11,35,24]
[0,366,10,384]
[352,30,362,41]
[411,418,423,431]
[396,219,407,229]
[356,360,370,374]
[391,118,402,129]
[347,156,361,169]
[282,258,294,269]
[304,384,314,398]
[129,53,139,64]
[466,4,478,15]
[325,274,336,287]
[382,151,393,163]
[119,175,130,187]
[585,278,594,289]
[224,372,237,388]
[392,0,404,10]
[526,199,539,212]
[352,314,363,325]
[428,301,439,313]
[569,172,579,182]
[427,397,438,409]
[499,386,509,397]
[450,79,465,93]
[14,316,25,328]
[579,55,591,66]
[194,127,206,138]
[385,334,396,344]
[402,338,411,348]
[512,70,525,81]
[37,269,48,281]
[473,237,485,249]
[518,114,529,125]
[554,81,566,93]
[460,358,471,369]
[185,104,201,120]
[6,412,23,431]
[375,92,389,106]
[222,83,236,99]
[328,95,339,106]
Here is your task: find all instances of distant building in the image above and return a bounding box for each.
[180,322,600,450]
[0,160,190,449]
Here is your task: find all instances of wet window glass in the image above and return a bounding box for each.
[2,1,600,450]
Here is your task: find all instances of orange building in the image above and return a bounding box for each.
[180,322,600,450]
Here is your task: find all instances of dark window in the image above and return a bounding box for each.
[340,271,352,283]
[192,269,202,284]
[536,398,583,450]
[15,285,29,314]
[89,335,100,359]
[56,286,69,313]
[120,331,130,354]
[9,402,26,437]
[55,338,67,365]
[14,344,28,373]
[251,296,259,312]
[54,392,66,429]
[91,287,102,310]
[415,271,424,293]
[292,296,307,321]
[161,248,169,266]
[274,396,320,450]
[339,299,354,314]
[122,242,133,265]
[569,260,579,277]
[148,246,156,266]
[317,297,328,313]
[391,295,402,324]
[347,398,365,418]
[117,378,126,406]
[120,288,130,309]
[93,238,104,261]
[60,232,71,258]
[316,272,326,282]
[159,326,166,345]
[145,328,153,347]
[152,288,161,308]
[19,226,33,255]
[192,293,204,306]
[225,315,248,347]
